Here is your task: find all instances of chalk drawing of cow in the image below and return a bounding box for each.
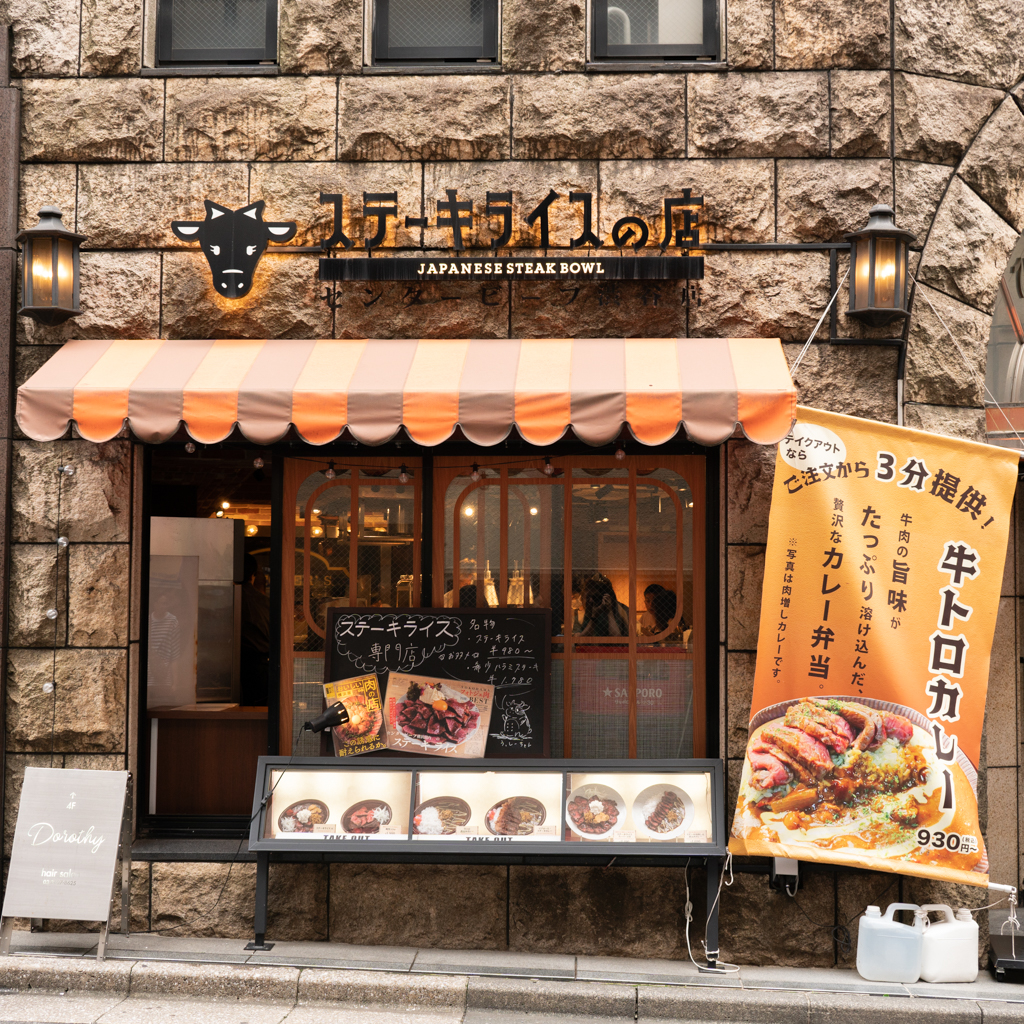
[171,200,297,299]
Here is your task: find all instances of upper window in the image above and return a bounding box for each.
[157,0,278,64]
[372,0,498,64]
[592,0,718,60]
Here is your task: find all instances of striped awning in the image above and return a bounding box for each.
[16,336,797,448]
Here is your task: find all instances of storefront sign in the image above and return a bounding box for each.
[318,189,704,253]
[324,608,550,757]
[319,255,704,283]
[173,190,705,298]
[1,768,129,923]
[251,758,725,854]
[730,407,1018,886]
[171,201,297,299]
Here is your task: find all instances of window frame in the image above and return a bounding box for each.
[372,0,499,64]
[591,0,719,61]
[433,453,707,759]
[156,0,278,65]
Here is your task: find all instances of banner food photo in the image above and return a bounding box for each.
[730,407,1019,885]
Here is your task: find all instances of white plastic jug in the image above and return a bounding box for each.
[856,903,926,983]
[919,905,979,983]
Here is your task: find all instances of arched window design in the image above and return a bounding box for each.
[436,455,706,758]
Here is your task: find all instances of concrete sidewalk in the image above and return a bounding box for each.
[0,931,1022,1023]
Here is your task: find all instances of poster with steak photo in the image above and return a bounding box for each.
[729,407,1018,886]
[384,673,494,759]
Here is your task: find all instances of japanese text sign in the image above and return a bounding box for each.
[730,407,1018,886]
[2,768,128,921]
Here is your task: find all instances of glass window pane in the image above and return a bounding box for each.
[572,468,630,639]
[386,0,486,49]
[358,474,415,609]
[444,473,499,608]
[637,469,692,648]
[571,658,629,758]
[606,0,703,46]
[171,0,269,51]
[636,660,694,758]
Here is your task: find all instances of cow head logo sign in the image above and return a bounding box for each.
[171,200,297,299]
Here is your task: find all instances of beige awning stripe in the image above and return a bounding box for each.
[16,337,797,448]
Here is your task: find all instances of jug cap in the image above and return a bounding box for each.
[865,906,881,917]
[955,909,973,922]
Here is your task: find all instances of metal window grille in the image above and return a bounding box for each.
[158,0,277,63]
[373,0,498,62]
[592,0,718,59]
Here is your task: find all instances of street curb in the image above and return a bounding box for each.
[468,976,636,1016]
[0,955,1017,1021]
[298,967,468,1008]
[129,960,300,1001]
[0,957,133,994]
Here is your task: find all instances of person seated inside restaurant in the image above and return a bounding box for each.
[579,573,630,637]
[639,583,688,642]
[444,557,477,607]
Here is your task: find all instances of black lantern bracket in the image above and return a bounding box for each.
[16,206,87,326]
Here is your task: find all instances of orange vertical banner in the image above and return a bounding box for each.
[730,407,1019,886]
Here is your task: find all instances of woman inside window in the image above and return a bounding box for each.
[580,574,630,637]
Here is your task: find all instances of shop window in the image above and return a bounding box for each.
[372,0,498,63]
[591,0,719,60]
[436,455,705,758]
[144,448,273,820]
[281,459,422,755]
[157,0,278,64]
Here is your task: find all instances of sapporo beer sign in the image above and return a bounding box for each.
[171,187,706,296]
[2,768,128,922]
[729,407,1018,886]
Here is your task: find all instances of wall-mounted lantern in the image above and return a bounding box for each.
[17,207,86,325]
[845,204,916,327]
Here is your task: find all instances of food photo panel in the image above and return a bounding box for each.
[384,673,494,759]
[264,768,413,841]
[412,770,563,841]
[565,772,714,843]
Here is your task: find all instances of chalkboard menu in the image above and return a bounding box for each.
[324,608,550,757]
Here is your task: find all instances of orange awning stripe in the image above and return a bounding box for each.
[16,337,797,448]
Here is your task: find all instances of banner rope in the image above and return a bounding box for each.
[790,268,851,375]
[911,274,1024,452]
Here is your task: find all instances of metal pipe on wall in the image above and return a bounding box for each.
[0,22,20,887]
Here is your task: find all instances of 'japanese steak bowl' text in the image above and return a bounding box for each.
[731,696,984,875]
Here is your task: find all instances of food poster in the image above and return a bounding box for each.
[566,772,714,843]
[323,674,387,757]
[384,672,494,759]
[730,407,1018,885]
[412,771,563,841]
[264,768,412,842]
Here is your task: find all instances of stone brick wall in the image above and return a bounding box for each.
[2,0,1023,964]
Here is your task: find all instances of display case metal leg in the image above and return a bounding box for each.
[244,852,274,951]
[0,918,14,955]
[701,857,721,972]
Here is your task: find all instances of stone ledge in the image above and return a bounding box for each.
[140,65,280,76]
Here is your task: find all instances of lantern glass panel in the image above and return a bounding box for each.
[853,238,872,310]
[874,236,897,308]
[29,237,53,307]
[56,238,74,308]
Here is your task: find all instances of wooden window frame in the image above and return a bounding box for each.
[433,454,706,758]
[279,457,422,754]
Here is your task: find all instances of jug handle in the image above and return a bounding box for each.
[883,903,921,922]
[919,904,955,924]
